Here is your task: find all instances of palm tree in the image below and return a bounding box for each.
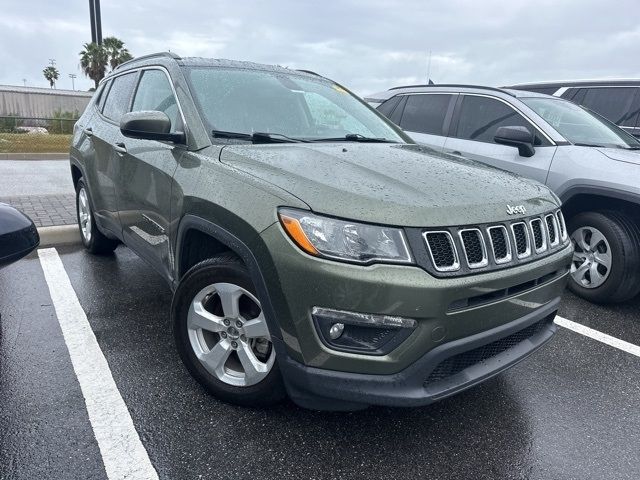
[103,37,133,71]
[79,42,108,89]
[43,65,59,88]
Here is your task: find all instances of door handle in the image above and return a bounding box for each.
[113,142,127,154]
[84,127,93,137]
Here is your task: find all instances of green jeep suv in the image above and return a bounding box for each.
[70,52,573,410]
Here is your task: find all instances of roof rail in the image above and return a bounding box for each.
[505,78,640,88]
[114,51,181,71]
[389,83,513,96]
[296,69,323,77]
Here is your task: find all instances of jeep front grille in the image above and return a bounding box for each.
[545,214,560,247]
[419,209,568,275]
[487,226,511,263]
[459,229,488,268]
[424,231,459,271]
[511,222,531,258]
[530,218,546,252]
[556,211,567,241]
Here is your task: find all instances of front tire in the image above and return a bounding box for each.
[567,211,640,303]
[76,178,118,254]
[172,254,286,407]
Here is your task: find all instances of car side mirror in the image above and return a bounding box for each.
[494,126,535,157]
[120,111,185,144]
[0,203,39,269]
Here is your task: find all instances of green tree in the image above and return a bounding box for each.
[79,38,133,89]
[79,42,108,89]
[43,65,59,88]
[103,36,133,70]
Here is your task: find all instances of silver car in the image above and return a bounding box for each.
[367,85,640,303]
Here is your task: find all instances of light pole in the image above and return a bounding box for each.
[89,0,103,45]
[69,73,77,90]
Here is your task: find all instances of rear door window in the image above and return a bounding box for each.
[580,87,640,127]
[102,72,137,123]
[454,95,549,145]
[399,94,453,135]
[131,69,180,131]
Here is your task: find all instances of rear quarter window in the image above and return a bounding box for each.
[376,96,402,118]
[96,80,112,112]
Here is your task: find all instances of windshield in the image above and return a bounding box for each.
[185,67,406,143]
[521,96,640,149]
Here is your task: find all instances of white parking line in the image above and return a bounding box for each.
[555,315,640,358]
[38,248,159,480]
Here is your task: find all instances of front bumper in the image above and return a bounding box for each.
[276,298,558,410]
[257,222,572,409]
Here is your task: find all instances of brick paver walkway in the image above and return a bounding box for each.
[0,194,76,227]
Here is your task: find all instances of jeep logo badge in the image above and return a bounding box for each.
[506,204,527,215]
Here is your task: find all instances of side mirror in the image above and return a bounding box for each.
[0,203,40,269]
[494,126,535,157]
[120,111,185,144]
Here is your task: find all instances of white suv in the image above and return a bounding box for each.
[367,85,640,303]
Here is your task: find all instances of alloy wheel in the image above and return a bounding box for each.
[570,226,612,289]
[187,282,275,387]
[78,187,92,243]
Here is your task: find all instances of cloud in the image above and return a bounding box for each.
[1,0,639,95]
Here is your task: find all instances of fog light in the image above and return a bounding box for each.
[329,323,345,339]
[311,307,417,355]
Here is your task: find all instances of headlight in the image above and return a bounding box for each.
[278,208,412,264]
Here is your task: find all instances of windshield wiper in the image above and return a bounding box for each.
[573,142,607,148]
[212,130,309,143]
[310,133,398,143]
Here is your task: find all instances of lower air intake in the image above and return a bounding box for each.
[424,315,554,385]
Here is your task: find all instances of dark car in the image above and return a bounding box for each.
[504,79,640,138]
[69,52,571,410]
[0,203,39,269]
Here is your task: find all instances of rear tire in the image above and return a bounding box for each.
[76,177,118,255]
[567,211,640,303]
[172,254,286,407]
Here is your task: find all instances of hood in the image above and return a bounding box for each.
[220,143,558,227]
[596,147,640,166]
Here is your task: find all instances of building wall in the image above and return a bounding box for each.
[0,85,93,119]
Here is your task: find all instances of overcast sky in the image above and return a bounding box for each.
[1,0,639,96]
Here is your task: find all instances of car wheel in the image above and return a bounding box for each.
[76,178,118,254]
[567,211,640,303]
[172,254,286,407]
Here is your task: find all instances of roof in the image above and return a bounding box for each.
[502,89,557,98]
[113,52,321,81]
[0,84,92,97]
[178,58,323,81]
[505,78,640,89]
[364,84,515,103]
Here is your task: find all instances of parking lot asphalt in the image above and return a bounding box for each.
[1,245,639,480]
[0,160,74,197]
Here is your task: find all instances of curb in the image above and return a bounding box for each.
[37,225,81,247]
[0,153,69,161]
